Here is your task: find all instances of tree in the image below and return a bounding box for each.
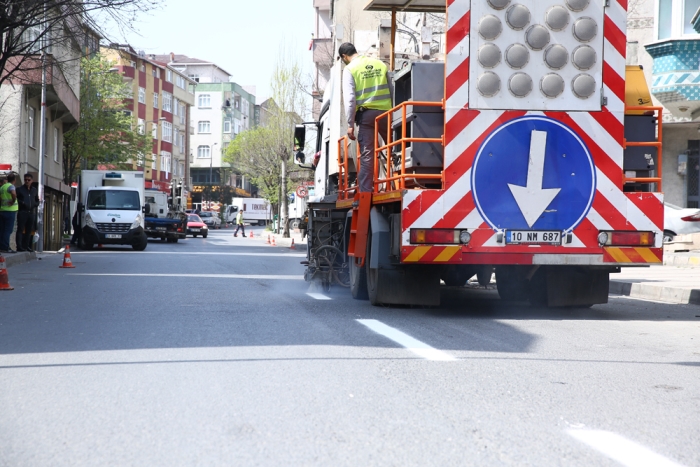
[0,0,159,90]
[225,48,308,238]
[62,54,151,183]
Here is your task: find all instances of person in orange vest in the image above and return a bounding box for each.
[339,42,392,193]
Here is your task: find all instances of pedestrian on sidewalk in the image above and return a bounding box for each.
[70,211,81,245]
[15,173,38,252]
[0,173,18,253]
[233,209,246,237]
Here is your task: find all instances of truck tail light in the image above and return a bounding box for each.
[681,211,700,222]
[410,229,471,244]
[597,231,655,246]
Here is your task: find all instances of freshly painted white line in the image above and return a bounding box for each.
[567,429,687,467]
[357,319,457,361]
[69,273,303,280]
[306,293,332,300]
[71,251,306,257]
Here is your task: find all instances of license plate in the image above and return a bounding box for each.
[105,234,122,239]
[191,228,200,232]
[156,227,167,231]
[506,230,561,245]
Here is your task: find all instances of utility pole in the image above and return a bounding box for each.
[281,151,289,238]
[36,2,47,253]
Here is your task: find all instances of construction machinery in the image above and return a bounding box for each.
[295,0,663,307]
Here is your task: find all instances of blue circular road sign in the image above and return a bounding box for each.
[471,116,596,232]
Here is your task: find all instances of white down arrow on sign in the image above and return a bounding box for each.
[508,130,561,228]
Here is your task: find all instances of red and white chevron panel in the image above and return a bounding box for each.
[400,0,664,265]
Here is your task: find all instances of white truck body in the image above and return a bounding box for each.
[224,198,271,226]
[77,170,148,250]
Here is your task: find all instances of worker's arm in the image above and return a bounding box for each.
[342,68,356,140]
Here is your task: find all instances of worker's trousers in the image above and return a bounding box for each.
[357,109,389,193]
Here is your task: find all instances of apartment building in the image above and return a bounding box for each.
[101,45,195,195]
[0,21,99,250]
[153,54,257,208]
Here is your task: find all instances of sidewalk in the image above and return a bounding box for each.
[610,250,700,305]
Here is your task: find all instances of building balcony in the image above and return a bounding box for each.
[312,38,333,67]
[645,38,700,119]
[5,55,79,123]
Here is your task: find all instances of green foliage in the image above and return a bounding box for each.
[62,54,151,183]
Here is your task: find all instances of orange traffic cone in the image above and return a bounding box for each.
[0,255,14,291]
[266,234,271,245]
[271,236,276,246]
[249,230,254,238]
[59,245,75,268]
[290,239,295,250]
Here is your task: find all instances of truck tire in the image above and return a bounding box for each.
[78,236,93,251]
[495,266,529,301]
[350,256,368,300]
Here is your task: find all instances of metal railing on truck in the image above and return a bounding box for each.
[623,105,664,192]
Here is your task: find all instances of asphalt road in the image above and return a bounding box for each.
[1,227,698,466]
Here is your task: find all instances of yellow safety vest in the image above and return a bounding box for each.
[347,56,392,111]
[0,183,17,212]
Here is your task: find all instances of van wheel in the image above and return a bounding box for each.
[203,233,208,238]
[132,234,148,251]
[192,234,197,238]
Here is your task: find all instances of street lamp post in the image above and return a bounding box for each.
[209,142,218,209]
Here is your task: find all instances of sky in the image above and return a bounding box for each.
[110,0,315,103]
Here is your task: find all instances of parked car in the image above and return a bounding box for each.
[187,214,208,238]
[198,211,222,229]
[664,202,700,242]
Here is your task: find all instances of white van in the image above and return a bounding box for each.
[225,198,270,226]
[77,171,148,250]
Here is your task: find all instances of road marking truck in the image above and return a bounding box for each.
[295,0,663,307]
[76,170,149,251]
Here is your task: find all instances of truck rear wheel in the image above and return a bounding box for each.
[495,266,529,301]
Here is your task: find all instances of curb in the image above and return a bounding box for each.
[610,280,700,306]
[663,253,700,268]
[2,251,36,268]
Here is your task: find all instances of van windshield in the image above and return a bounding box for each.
[87,190,140,210]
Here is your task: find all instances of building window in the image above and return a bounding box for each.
[138,87,146,104]
[130,60,136,68]
[179,103,186,124]
[140,62,145,72]
[152,154,157,169]
[137,152,145,166]
[153,92,159,108]
[28,107,35,148]
[197,145,211,158]
[223,119,231,133]
[657,0,700,39]
[137,118,145,135]
[179,132,185,152]
[198,121,211,133]
[176,75,186,88]
[161,151,171,174]
[166,69,172,82]
[53,128,59,162]
[162,92,172,112]
[173,98,179,116]
[189,74,199,83]
[198,94,210,108]
[162,121,173,142]
[151,123,157,139]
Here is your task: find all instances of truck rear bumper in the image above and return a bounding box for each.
[83,226,146,245]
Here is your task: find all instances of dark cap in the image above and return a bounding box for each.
[337,42,357,60]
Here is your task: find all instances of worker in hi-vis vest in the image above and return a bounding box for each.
[339,42,392,193]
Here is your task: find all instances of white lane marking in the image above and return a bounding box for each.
[71,251,306,257]
[69,273,302,280]
[357,319,457,361]
[306,293,332,300]
[567,429,687,467]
